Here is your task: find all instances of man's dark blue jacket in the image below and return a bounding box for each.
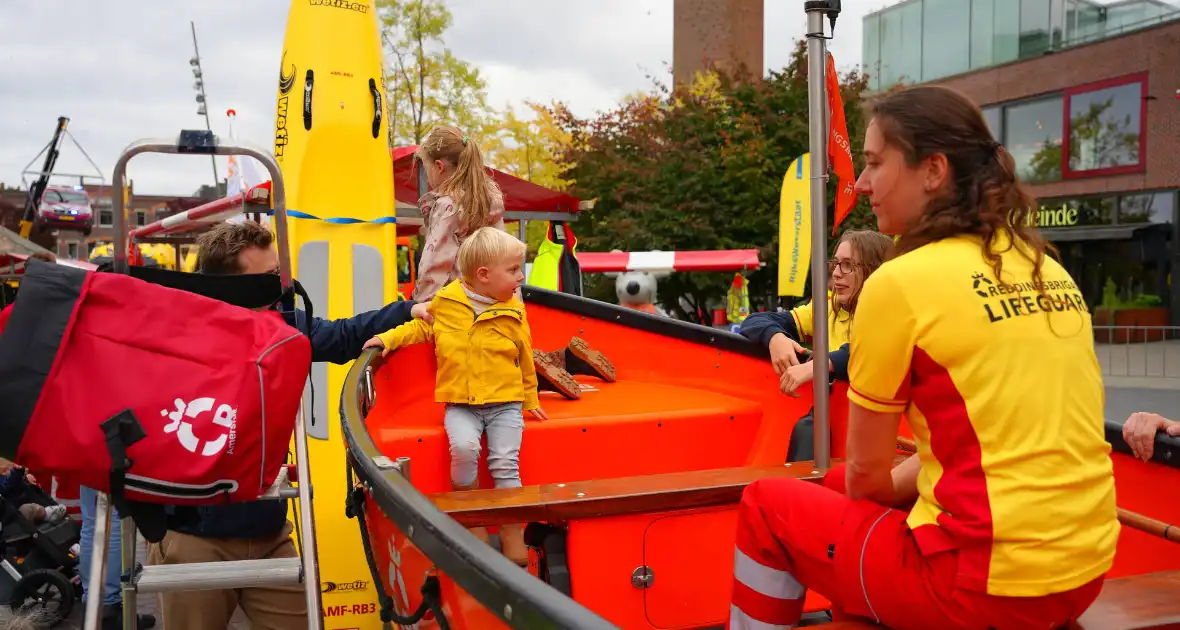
[171,300,415,539]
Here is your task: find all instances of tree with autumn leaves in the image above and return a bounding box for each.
[550,42,876,319]
[375,2,875,318]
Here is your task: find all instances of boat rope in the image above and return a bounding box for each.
[345,460,450,629]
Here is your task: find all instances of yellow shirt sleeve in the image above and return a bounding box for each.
[790,300,814,339]
[517,311,540,411]
[375,318,434,352]
[848,270,916,413]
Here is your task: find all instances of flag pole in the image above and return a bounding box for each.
[804,0,840,470]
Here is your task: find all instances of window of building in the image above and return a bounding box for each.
[970,0,995,69]
[136,211,146,227]
[1019,0,1053,56]
[878,1,923,86]
[921,0,971,81]
[982,106,1002,139]
[993,0,1022,64]
[67,242,78,260]
[98,210,113,227]
[1118,191,1175,225]
[1003,95,1063,183]
[863,13,881,91]
[1063,73,1146,177]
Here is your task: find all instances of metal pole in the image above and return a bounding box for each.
[82,493,112,629]
[805,1,833,470]
[191,22,219,188]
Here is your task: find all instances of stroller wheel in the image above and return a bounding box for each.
[9,568,74,627]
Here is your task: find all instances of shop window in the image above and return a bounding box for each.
[1118,192,1175,225]
[1003,95,1063,183]
[1064,73,1146,177]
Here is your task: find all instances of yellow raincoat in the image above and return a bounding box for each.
[376,281,540,410]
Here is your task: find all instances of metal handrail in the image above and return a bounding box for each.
[108,134,293,288]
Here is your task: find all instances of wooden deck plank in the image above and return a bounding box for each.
[1074,570,1180,630]
[429,463,830,527]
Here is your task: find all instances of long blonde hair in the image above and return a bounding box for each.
[417,126,503,235]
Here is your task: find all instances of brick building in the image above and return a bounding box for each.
[0,182,206,262]
[673,0,764,85]
[864,0,1180,325]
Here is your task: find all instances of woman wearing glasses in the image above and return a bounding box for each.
[739,229,892,460]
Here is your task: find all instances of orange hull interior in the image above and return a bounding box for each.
[360,298,1180,629]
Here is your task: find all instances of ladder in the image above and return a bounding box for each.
[82,132,323,630]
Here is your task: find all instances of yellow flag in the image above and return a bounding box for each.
[778,153,812,297]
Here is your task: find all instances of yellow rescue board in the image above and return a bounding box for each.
[274,1,395,627]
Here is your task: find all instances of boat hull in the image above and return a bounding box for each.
[341,288,1180,628]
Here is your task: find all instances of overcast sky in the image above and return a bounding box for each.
[0,1,880,196]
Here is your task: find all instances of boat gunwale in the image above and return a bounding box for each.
[1105,418,1180,470]
[341,346,618,630]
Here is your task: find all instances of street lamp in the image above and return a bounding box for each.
[189,22,218,188]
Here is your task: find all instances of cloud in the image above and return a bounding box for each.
[0,0,874,196]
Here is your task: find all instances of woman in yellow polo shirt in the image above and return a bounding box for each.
[727,85,1117,630]
[739,229,891,460]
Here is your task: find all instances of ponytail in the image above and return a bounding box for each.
[419,126,503,236]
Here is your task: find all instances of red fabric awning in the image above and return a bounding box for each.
[391,146,584,214]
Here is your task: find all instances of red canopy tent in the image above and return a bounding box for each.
[390,146,587,215]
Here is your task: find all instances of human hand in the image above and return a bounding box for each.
[363,336,392,357]
[780,362,814,398]
[768,333,807,376]
[411,302,434,324]
[529,407,548,421]
[1123,412,1180,461]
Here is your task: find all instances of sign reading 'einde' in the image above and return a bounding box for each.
[1026,204,1081,228]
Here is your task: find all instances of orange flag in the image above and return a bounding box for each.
[826,53,858,235]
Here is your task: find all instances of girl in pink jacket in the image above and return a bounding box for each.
[412,126,616,401]
[412,126,507,303]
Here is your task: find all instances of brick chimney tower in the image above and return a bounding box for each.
[673,0,764,85]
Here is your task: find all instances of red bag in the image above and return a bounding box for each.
[0,260,311,507]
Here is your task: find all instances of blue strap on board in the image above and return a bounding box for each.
[264,209,397,225]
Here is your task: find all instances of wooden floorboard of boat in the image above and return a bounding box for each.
[795,571,1180,629]
[429,463,830,527]
[1072,570,1180,629]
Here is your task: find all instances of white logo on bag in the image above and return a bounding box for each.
[159,398,238,457]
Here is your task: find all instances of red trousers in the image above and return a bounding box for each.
[727,466,1104,630]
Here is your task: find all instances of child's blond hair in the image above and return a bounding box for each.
[457,227,526,279]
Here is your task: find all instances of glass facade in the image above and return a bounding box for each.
[1065,77,1145,175]
[863,0,1179,90]
[1039,190,1177,310]
[1003,96,1063,183]
[975,73,1148,184]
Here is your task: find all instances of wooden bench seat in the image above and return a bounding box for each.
[428,463,829,527]
[1074,570,1180,629]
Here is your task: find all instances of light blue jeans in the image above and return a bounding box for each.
[79,485,123,606]
[445,402,524,489]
